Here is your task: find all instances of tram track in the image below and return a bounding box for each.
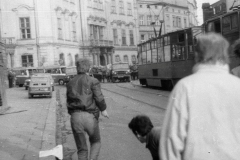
[101,85,167,111]
[115,83,170,98]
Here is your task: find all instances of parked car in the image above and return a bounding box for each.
[28,73,54,98]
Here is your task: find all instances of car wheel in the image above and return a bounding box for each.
[49,92,52,98]
[127,77,131,82]
[25,86,28,90]
[52,86,54,91]
[59,79,64,85]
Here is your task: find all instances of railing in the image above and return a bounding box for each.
[80,39,113,47]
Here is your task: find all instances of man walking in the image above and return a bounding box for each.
[67,58,109,160]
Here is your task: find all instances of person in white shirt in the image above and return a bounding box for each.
[160,33,240,160]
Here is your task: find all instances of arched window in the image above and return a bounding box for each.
[115,55,120,62]
[75,54,79,66]
[68,53,73,66]
[124,55,128,62]
[59,53,65,66]
[131,55,136,64]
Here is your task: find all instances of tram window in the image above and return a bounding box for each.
[223,16,230,32]
[152,49,157,63]
[172,45,184,61]
[207,20,221,33]
[157,38,162,48]
[178,33,184,42]
[231,14,238,29]
[152,69,158,76]
[164,37,169,45]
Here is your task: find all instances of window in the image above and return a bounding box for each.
[113,28,118,44]
[155,5,157,9]
[72,22,76,41]
[75,54,79,65]
[99,0,103,10]
[58,18,63,39]
[141,34,145,41]
[184,18,187,28]
[139,15,144,25]
[129,30,134,45]
[119,0,124,14]
[20,17,31,39]
[111,0,116,13]
[122,29,126,45]
[22,55,33,67]
[93,25,98,39]
[127,3,132,15]
[99,27,103,40]
[115,55,120,62]
[147,15,152,25]
[140,5,142,8]
[173,16,176,27]
[154,15,159,25]
[59,53,65,66]
[177,17,181,28]
[89,25,93,39]
[131,55,136,64]
[65,18,70,40]
[124,55,128,62]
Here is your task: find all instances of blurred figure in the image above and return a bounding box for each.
[8,69,15,88]
[67,58,109,160]
[231,39,240,77]
[160,33,240,160]
[128,115,161,160]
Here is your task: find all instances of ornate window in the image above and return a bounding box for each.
[119,0,124,14]
[22,55,33,67]
[115,55,120,62]
[20,17,31,39]
[113,28,118,45]
[129,30,134,45]
[111,0,116,13]
[127,3,132,15]
[124,55,128,62]
[122,29,126,45]
[72,22,76,41]
[58,18,63,39]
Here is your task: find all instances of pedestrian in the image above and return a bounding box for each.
[128,115,161,160]
[66,58,109,160]
[8,69,14,88]
[231,39,240,78]
[160,33,240,160]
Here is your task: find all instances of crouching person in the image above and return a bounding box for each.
[67,58,109,160]
[128,115,161,160]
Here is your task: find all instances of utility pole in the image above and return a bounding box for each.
[79,0,85,57]
[33,0,40,66]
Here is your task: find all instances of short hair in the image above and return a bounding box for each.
[195,33,229,64]
[128,115,153,137]
[232,39,240,58]
[75,58,91,73]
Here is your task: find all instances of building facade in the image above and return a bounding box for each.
[137,0,198,43]
[79,0,139,65]
[1,0,82,68]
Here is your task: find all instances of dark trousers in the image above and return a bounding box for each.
[71,112,101,160]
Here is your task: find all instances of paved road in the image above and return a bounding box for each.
[57,81,170,160]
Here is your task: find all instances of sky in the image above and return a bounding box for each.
[197,0,219,25]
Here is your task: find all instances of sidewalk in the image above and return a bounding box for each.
[0,88,57,160]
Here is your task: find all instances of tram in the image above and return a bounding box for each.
[204,9,240,69]
[138,9,240,89]
[137,26,202,89]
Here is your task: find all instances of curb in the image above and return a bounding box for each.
[0,106,11,115]
[40,92,57,160]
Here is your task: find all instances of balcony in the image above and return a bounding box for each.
[80,39,113,47]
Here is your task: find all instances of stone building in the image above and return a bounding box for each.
[137,0,198,42]
[79,0,139,65]
[0,4,8,113]
[1,0,82,68]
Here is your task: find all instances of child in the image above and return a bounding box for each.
[128,115,161,160]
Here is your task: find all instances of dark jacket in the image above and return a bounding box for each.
[66,73,107,118]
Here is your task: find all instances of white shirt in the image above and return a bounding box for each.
[160,63,240,160]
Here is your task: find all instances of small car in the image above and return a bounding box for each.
[28,73,54,98]
[111,63,131,82]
